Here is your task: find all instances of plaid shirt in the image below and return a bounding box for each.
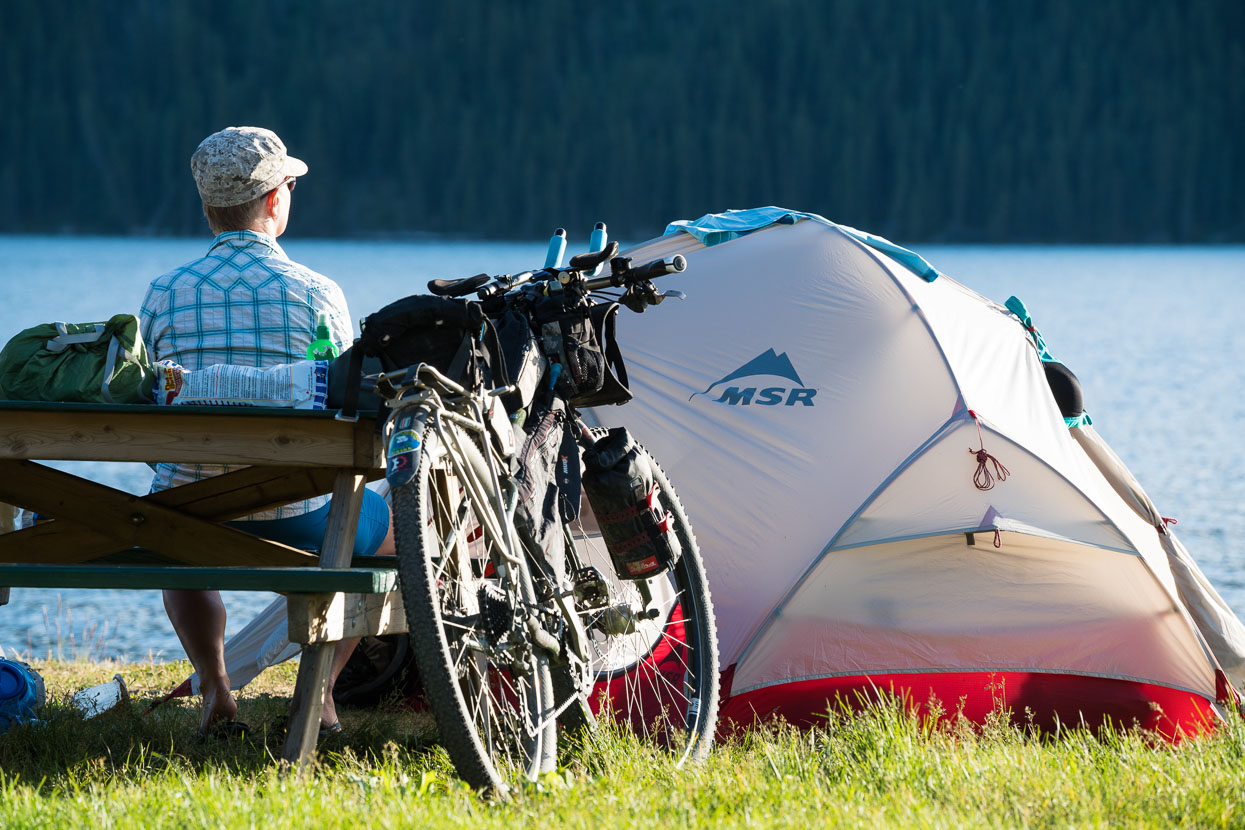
[140,230,353,519]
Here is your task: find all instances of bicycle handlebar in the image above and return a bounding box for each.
[426,237,687,301]
[584,254,685,290]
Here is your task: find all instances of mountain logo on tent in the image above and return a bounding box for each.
[692,348,817,407]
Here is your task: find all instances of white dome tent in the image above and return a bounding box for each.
[186,208,1245,738]
[599,207,1245,736]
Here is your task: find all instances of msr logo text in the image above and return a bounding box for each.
[715,386,817,406]
[693,348,817,407]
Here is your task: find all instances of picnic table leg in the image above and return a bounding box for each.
[282,643,335,766]
[280,470,367,771]
[0,502,15,606]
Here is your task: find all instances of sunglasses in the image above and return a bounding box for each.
[270,177,297,198]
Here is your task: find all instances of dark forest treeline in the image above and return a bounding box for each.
[1,0,1241,242]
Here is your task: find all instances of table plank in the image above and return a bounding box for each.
[287,589,408,644]
[283,468,372,767]
[0,405,382,468]
[0,563,397,593]
[0,502,14,605]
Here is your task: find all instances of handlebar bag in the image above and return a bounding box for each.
[581,427,680,580]
[533,297,632,409]
[0,314,156,404]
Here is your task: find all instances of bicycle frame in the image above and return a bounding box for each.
[380,362,591,724]
[382,364,524,572]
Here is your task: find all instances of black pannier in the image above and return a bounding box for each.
[360,294,492,380]
[330,294,504,417]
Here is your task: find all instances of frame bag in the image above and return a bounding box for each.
[513,403,581,581]
[492,308,545,415]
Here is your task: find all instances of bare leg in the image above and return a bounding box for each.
[320,635,361,728]
[321,504,398,727]
[374,506,396,558]
[163,588,237,732]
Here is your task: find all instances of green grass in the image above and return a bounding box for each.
[2,659,1243,829]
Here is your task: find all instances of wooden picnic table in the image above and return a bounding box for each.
[0,401,406,769]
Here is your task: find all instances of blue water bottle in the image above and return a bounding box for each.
[545,228,567,269]
[0,658,46,733]
[587,222,608,276]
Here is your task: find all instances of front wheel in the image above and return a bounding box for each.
[391,416,555,793]
[559,433,720,764]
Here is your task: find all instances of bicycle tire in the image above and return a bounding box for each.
[391,415,556,792]
[557,431,720,764]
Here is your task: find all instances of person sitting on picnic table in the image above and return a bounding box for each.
[140,126,396,738]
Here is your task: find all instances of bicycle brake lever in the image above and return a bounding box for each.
[627,285,687,311]
[622,281,659,313]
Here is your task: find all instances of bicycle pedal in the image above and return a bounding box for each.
[572,566,609,606]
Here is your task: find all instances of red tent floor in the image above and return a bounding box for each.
[717,667,1232,742]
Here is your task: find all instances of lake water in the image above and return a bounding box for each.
[0,234,1242,664]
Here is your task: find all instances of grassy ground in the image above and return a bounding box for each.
[1,659,1243,829]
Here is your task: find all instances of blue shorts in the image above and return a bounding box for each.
[227,488,390,556]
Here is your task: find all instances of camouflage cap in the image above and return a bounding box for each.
[190,126,308,207]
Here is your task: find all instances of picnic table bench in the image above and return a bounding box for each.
[0,401,407,769]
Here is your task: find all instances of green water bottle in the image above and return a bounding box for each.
[306,312,340,361]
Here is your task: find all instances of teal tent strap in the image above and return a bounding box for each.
[1004,296,1092,428]
[1004,296,1056,362]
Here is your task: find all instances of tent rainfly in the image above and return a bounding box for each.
[598,207,1245,736]
[184,208,1245,739]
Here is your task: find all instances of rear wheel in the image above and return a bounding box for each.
[557,434,720,764]
[391,416,556,792]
